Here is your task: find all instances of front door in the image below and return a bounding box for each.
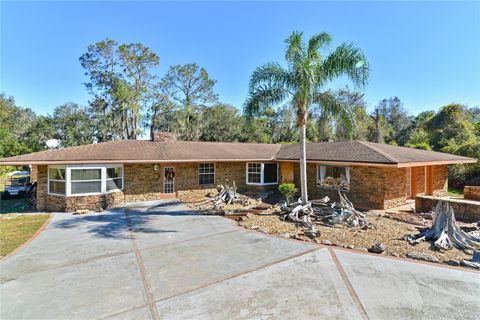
[164,166,175,194]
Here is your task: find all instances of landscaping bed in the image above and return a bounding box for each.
[178,188,478,268]
[0,213,50,258]
[239,211,474,267]
[177,188,268,213]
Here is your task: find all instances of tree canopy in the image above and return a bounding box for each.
[1,34,478,187]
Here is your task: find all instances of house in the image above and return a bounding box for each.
[0,132,476,212]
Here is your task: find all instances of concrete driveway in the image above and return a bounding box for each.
[1,200,478,320]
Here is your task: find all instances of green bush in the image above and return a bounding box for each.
[278,183,298,204]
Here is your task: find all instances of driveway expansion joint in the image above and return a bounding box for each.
[125,208,160,320]
[328,247,370,320]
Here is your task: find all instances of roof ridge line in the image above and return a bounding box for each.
[356,140,399,163]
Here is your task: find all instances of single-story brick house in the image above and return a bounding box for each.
[0,132,476,212]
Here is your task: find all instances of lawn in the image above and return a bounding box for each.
[0,214,50,258]
[448,187,464,198]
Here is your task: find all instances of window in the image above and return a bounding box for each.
[48,167,66,195]
[47,165,123,196]
[247,163,262,184]
[198,163,215,186]
[247,163,278,185]
[263,163,278,184]
[71,169,102,195]
[317,165,350,190]
[107,167,123,192]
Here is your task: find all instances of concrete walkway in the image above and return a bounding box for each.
[0,200,478,320]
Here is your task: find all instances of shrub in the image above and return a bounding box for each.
[278,183,298,205]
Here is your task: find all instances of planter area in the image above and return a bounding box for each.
[179,188,479,269]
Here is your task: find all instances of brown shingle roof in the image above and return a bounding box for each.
[0,140,281,164]
[275,141,476,165]
[0,140,476,166]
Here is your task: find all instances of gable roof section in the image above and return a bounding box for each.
[0,139,476,166]
[275,141,476,166]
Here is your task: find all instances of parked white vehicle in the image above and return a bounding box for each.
[2,171,32,199]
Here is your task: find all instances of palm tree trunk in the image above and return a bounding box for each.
[299,123,309,204]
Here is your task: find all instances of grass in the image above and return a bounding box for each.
[448,187,464,197]
[0,214,50,258]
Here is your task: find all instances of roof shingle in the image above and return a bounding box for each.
[0,140,476,166]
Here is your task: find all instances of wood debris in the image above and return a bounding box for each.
[280,191,368,231]
[404,201,480,251]
[201,181,253,210]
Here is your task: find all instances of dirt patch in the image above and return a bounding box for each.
[239,215,297,235]
[239,213,473,265]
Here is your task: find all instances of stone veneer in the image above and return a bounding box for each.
[33,162,271,212]
[432,165,448,197]
[415,196,480,222]
[31,162,449,212]
[293,163,406,210]
[464,186,480,201]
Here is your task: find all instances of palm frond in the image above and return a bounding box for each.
[307,32,331,61]
[244,86,288,118]
[285,31,305,66]
[322,42,369,87]
[313,90,356,138]
[248,62,294,92]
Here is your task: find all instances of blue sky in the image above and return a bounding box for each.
[1,1,479,116]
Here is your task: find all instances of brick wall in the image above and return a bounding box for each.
[35,162,438,212]
[30,165,38,182]
[292,163,407,210]
[123,163,163,202]
[383,167,407,209]
[464,186,480,201]
[36,165,48,211]
[432,165,448,197]
[416,196,480,222]
[33,162,268,211]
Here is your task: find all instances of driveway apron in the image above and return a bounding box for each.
[1,200,478,320]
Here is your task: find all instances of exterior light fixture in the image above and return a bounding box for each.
[154,164,159,171]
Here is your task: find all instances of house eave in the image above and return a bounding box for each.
[0,158,277,166]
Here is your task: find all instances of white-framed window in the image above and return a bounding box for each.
[47,164,123,196]
[70,168,102,195]
[316,164,350,190]
[48,166,66,195]
[106,167,123,192]
[198,163,215,186]
[246,163,278,185]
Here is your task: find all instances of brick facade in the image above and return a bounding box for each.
[31,162,450,212]
[292,163,407,210]
[416,196,480,222]
[32,162,262,212]
[464,186,480,201]
[432,165,448,197]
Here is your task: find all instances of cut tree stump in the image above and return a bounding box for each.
[404,200,480,251]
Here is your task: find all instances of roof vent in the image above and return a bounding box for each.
[152,132,177,143]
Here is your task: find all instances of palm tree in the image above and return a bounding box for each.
[245,31,369,204]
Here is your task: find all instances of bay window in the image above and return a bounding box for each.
[48,167,66,195]
[47,165,123,196]
[198,163,215,186]
[247,163,278,185]
[317,165,350,190]
[71,169,102,195]
[106,167,123,192]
